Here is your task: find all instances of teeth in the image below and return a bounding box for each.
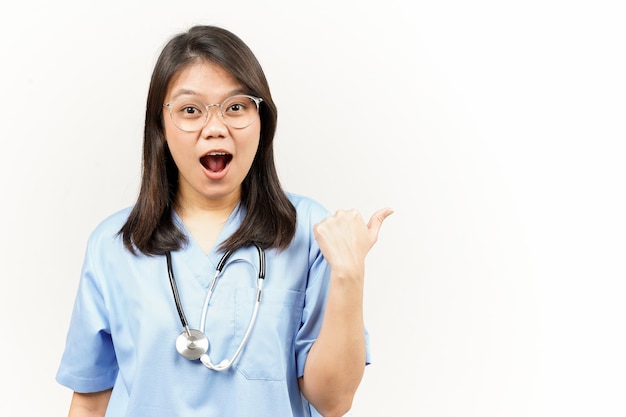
[208,152,228,156]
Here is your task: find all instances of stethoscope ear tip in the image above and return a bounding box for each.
[200,354,210,366]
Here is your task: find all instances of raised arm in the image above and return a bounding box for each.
[299,208,393,417]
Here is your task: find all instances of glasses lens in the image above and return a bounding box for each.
[221,95,260,129]
[169,99,208,132]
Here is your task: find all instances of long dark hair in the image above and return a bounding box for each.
[119,25,296,256]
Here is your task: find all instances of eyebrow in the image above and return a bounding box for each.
[169,89,198,100]
[169,88,249,102]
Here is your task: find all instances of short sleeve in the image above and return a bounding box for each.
[294,245,330,378]
[55,240,118,393]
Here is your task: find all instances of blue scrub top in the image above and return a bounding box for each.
[56,193,371,417]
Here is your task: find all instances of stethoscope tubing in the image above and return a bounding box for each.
[166,243,266,371]
[166,251,191,335]
[200,278,263,370]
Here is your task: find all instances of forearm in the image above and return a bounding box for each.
[68,389,112,417]
[303,207,392,416]
[300,269,367,417]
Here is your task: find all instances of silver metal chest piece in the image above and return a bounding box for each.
[176,329,209,360]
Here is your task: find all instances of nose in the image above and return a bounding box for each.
[201,105,227,138]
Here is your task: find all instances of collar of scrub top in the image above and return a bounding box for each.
[166,242,266,371]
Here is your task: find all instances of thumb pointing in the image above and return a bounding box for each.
[367,207,394,241]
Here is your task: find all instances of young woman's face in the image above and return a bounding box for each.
[163,61,261,209]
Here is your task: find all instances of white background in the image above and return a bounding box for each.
[1,1,625,416]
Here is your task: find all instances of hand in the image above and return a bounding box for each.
[313,208,393,277]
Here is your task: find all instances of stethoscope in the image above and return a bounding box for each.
[166,243,265,371]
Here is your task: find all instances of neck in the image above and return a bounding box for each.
[175,199,238,223]
[174,192,240,255]
[174,186,241,220]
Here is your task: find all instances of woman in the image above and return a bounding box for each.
[56,25,392,417]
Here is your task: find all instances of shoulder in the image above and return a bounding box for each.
[285,192,332,232]
[85,206,134,251]
[286,192,329,222]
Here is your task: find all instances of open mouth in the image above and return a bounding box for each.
[200,152,233,173]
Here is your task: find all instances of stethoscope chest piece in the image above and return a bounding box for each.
[176,329,209,360]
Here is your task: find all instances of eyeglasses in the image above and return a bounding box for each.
[163,94,263,131]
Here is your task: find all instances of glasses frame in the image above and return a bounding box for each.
[163,94,263,132]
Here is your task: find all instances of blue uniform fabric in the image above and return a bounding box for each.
[56,193,371,417]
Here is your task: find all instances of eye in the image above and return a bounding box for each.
[223,95,257,116]
[176,102,204,119]
[225,101,247,114]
